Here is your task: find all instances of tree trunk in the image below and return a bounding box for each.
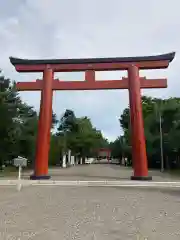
[165,155,170,170]
[177,155,180,168]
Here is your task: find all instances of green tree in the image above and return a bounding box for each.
[118,96,180,169]
[0,73,22,164]
[55,110,108,163]
[0,71,58,167]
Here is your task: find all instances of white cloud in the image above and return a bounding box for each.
[0,0,180,140]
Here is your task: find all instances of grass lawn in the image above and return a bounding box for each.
[0,166,32,179]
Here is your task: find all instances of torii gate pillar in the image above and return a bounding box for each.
[128,65,149,180]
[31,68,53,179]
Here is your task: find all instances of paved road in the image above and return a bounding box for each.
[0,164,180,239]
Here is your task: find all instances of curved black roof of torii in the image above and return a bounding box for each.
[9,52,175,66]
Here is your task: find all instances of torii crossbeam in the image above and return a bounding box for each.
[10,52,175,180]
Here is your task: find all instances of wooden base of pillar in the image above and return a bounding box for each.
[30,175,51,180]
[131,176,152,181]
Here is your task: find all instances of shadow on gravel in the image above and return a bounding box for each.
[101,186,180,198]
[93,162,110,164]
[104,164,180,179]
[50,173,130,180]
[104,164,132,171]
[160,189,180,198]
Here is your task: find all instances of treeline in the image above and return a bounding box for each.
[0,72,108,167]
[1,70,180,170]
[110,96,180,169]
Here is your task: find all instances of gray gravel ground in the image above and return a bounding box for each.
[0,164,180,239]
[20,163,180,182]
[0,186,180,239]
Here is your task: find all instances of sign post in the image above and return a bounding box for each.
[18,165,22,180]
[13,156,27,191]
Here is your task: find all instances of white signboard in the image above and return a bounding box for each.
[13,156,27,167]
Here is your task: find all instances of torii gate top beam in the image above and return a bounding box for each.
[16,78,167,91]
[9,52,175,72]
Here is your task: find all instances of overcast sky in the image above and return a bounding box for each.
[0,0,179,141]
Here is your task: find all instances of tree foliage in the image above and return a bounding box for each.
[111,96,180,169]
[0,71,57,167]
[55,110,108,161]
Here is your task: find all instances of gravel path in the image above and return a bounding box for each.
[0,186,180,239]
[0,164,180,239]
[17,163,180,182]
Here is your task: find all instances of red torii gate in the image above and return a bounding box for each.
[98,148,111,163]
[9,52,175,180]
